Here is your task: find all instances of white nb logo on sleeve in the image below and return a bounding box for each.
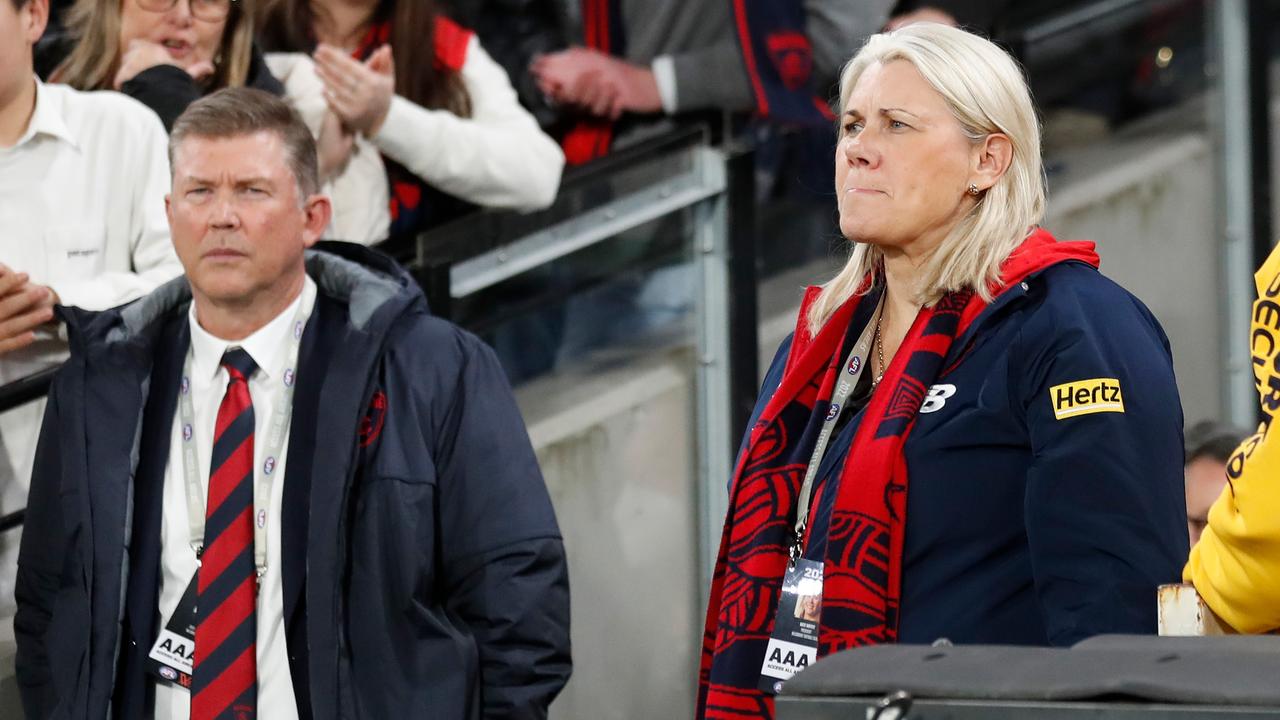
[919,384,957,414]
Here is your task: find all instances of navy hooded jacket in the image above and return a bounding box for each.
[747,259,1189,647]
[15,243,571,719]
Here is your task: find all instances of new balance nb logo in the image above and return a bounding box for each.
[919,384,957,414]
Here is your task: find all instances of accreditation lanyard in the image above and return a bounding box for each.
[177,303,310,583]
[788,298,883,570]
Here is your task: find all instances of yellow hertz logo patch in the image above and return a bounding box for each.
[1049,378,1124,420]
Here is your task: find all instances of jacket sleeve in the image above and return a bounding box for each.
[370,36,564,211]
[435,332,571,718]
[664,40,755,114]
[1184,243,1280,633]
[1014,278,1188,645]
[14,383,68,718]
[46,98,181,311]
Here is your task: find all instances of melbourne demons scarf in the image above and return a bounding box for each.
[729,0,833,126]
[696,229,1100,719]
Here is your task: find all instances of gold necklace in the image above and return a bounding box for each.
[873,312,886,387]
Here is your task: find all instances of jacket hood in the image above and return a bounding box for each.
[996,227,1099,289]
[60,241,426,356]
[954,227,1100,335]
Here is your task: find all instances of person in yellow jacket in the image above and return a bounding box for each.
[1184,244,1280,634]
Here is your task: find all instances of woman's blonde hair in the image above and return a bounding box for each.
[52,0,254,92]
[807,22,1045,336]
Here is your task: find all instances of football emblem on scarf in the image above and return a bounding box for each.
[765,31,813,91]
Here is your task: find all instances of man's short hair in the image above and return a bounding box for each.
[1185,419,1249,465]
[169,87,319,198]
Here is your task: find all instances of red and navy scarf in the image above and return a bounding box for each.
[695,229,1100,719]
[729,0,833,126]
[561,0,623,165]
[352,16,473,235]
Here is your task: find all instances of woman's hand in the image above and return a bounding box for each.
[113,39,215,90]
[314,43,395,137]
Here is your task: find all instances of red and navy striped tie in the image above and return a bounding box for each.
[193,348,258,720]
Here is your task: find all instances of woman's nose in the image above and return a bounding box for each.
[844,133,876,168]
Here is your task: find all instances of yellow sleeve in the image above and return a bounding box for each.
[1184,244,1280,633]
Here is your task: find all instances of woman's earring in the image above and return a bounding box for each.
[967,182,981,196]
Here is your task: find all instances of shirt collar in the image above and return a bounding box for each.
[188,276,317,384]
[17,78,78,149]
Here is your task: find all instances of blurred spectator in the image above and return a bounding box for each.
[43,0,390,243]
[1184,420,1248,546]
[439,0,570,130]
[256,0,565,236]
[1,0,180,613]
[886,2,966,31]
[531,0,893,160]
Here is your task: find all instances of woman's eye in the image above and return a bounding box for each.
[844,121,863,135]
[889,119,908,130]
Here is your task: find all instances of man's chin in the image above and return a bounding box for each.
[191,282,256,308]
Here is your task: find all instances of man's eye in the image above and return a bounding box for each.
[889,119,908,130]
[187,188,211,197]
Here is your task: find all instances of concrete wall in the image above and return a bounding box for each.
[519,349,702,719]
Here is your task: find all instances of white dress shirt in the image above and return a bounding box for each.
[0,77,179,614]
[154,277,316,720]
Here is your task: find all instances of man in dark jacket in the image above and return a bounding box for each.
[14,87,570,720]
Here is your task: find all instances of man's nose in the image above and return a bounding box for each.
[208,196,240,229]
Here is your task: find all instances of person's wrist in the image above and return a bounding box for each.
[623,63,661,114]
[365,94,394,138]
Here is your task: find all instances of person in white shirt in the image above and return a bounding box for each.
[0,0,180,615]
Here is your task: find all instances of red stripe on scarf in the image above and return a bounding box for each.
[731,0,772,117]
[562,0,615,165]
[696,228,1099,719]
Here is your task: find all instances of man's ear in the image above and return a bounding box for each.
[24,0,50,45]
[971,132,1014,192]
[301,194,332,248]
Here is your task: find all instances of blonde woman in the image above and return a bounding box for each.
[698,23,1187,719]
